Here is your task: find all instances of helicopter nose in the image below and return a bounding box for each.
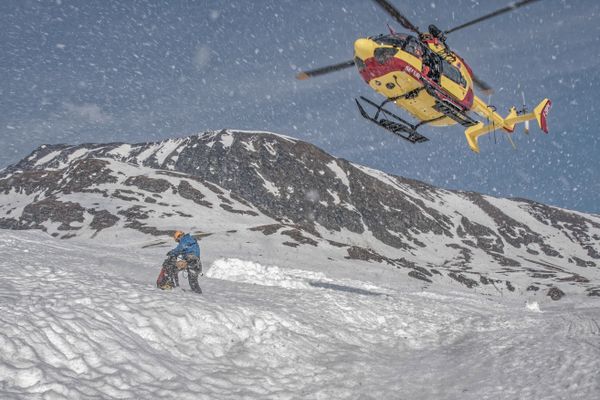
[354,38,375,60]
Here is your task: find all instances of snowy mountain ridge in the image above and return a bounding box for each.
[1,129,599,298]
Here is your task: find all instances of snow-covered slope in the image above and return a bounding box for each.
[1,129,599,298]
[1,230,599,399]
[1,130,600,399]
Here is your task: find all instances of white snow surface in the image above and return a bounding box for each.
[326,160,350,190]
[1,230,599,399]
[33,150,61,167]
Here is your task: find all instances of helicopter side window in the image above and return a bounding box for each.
[403,37,424,58]
[441,59,466,87]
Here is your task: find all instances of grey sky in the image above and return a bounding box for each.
[1,0,599,213]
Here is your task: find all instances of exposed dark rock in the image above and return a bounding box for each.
[0,217,23,230]
[203,181,224,195]
[558,274,589,283]
[281,229,318,246]
[249,224,283,235]
[412,265,433,277]
[394,257,418,269]
[527,285,539,291]
[118,206,150,221]
[448,272,479,288]
[112,190,140,202]
[177,180,212,208]
[346,246,388,264]
[459,216,504,253]
[571,256,596,268]
[218,195,232,205]
[408,270,432,283]
[62,159,118,193]
[0,169,61,196]
[125,220,173,237]
[531,273,556,279]
[220,204,259,216]
[445,243,474,266]
[125,175,171,193]
[22,198,85,231]
[490,253,521,267]
[522,199,600,259]
[89,210,119,233]
[461,193,561,258]
[547,287,565,301]
[230,193,252,208]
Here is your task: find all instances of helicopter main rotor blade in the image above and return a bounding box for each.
[295,60,355,80]
[445,0,542,34]
[472,73,493,95]
[372,0,421,35]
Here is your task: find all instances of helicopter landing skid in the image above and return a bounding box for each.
[355,96,429,144]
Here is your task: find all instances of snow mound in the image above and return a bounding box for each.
[208,258,328,289]
[526,301,543,313]
[2,230,600,399]
[207,258,386,296]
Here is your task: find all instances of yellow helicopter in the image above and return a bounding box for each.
[296,0,551,153]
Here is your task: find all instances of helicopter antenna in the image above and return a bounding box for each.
[487,104,498,145]
[506,131,517,149]
[387,23,397,35]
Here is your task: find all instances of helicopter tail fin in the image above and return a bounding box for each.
[533,98,551,133]
[465,97,551,153]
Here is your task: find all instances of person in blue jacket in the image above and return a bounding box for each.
[157,230,202,293]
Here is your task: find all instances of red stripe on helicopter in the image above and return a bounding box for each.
[359,57,418,83]
[359,57,474,110]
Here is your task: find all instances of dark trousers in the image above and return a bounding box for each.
[163,255,202,294]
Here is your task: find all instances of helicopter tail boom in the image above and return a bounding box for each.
[464,97,551,153]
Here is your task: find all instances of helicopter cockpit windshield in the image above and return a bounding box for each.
[403,36,425,58]
[372,34,408,48]
[373,34,424,59]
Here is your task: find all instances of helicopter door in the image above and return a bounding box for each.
[440,59,467,99]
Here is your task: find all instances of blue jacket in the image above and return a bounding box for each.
[167,233,200,257]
